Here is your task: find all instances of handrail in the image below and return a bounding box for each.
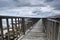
[47,19,59,23]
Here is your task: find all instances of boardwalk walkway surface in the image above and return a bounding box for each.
[21,19,47,40]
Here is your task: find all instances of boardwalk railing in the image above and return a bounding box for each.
[0,16,40,40]
[42,18,60,40]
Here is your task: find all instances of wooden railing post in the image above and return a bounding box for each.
[6,18,10,40]
[11,18,14,32]
[42,18,47,33]
[15,18,18,39]
[21,18,25,35]
[18,18,21,36]
[58,23,60,40]
[0,18,4,40]
[54,22,59,40]
[11,18,15,39]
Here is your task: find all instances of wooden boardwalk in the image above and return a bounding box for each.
[21,19,47,40]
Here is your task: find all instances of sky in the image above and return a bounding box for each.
[0,0,60,16]
[0,0,59,9]
[0,0,45,7]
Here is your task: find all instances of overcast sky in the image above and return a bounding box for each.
[0,0,45,7]
[0,0,59,9]
[0,0,60,15]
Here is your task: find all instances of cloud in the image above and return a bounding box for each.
[1,0,60,11]
[45,0,54,2]
[45,0,60,10]
[0,0,46,8]
[40,6,53,12]
[1,0,59,14]
[0,0,16,7]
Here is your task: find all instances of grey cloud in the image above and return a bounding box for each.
[45,0,54,2]
[0,0,16,7]
[0,0,32,8]
[53,4,60,10]
[45,0,60,10]
[0,0,46,8]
